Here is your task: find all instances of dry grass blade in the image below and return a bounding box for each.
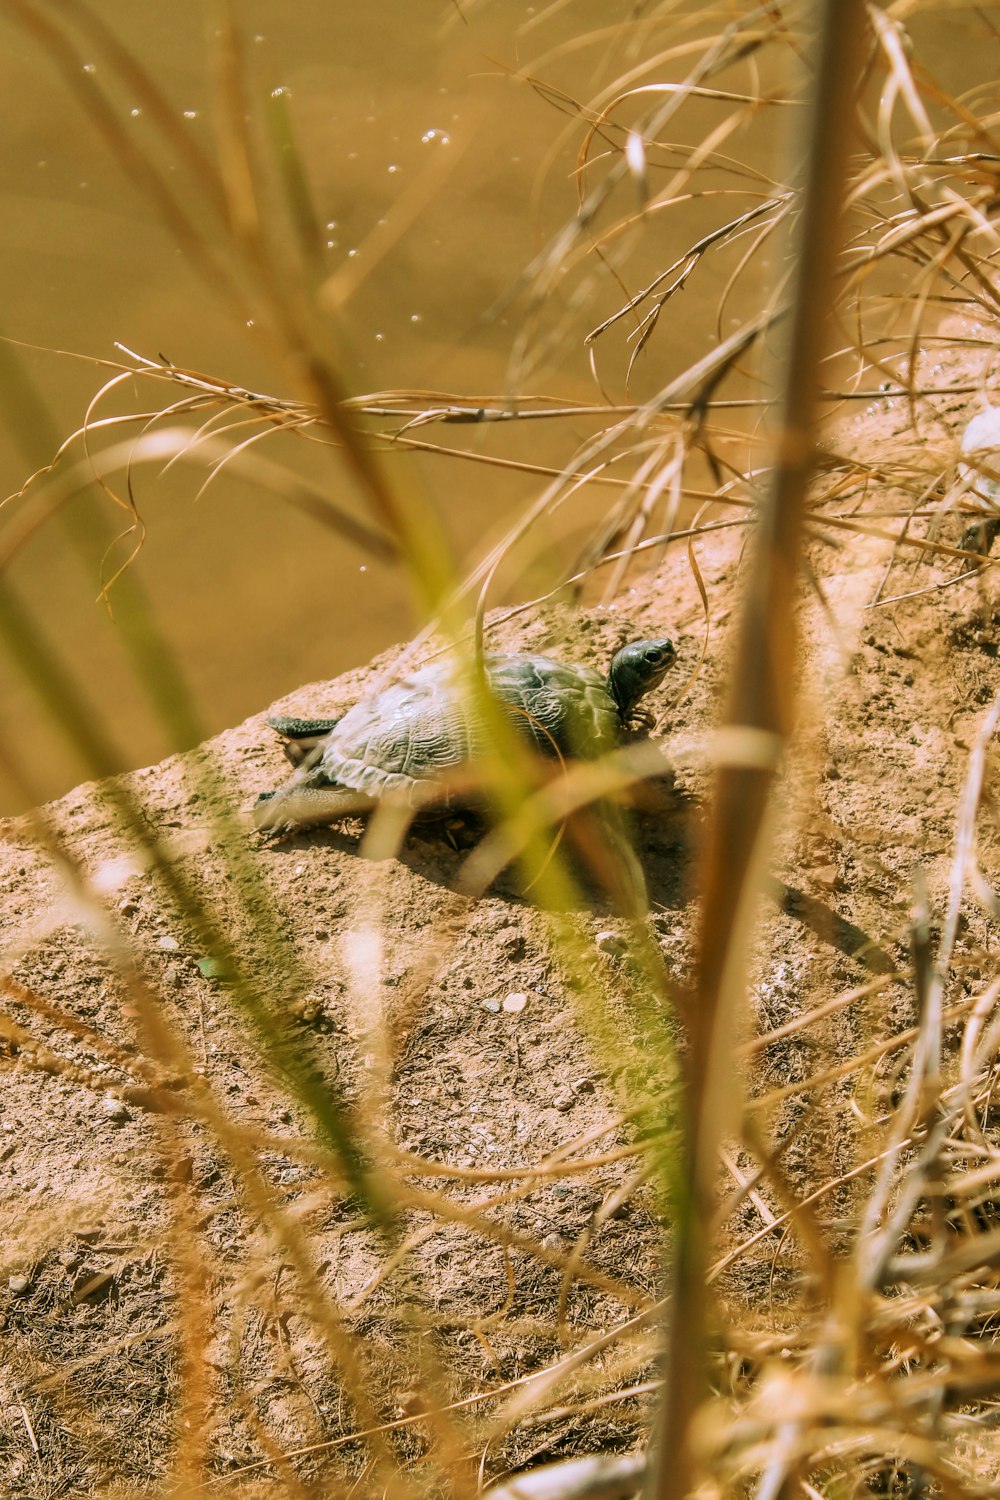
[586,198,787,350]
[648,7,868,1498]
[482,1451,645,1500]
[7,3,1000,1498]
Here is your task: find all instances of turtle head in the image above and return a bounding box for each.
[607,637,676,723]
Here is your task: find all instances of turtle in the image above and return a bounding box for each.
[253,637,676,837]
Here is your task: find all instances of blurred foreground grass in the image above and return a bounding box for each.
[3,3,1000,1497]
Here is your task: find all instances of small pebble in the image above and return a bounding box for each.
[101,1096,128,1123]
[157,935,179,952]
[481,998,501,1013]
[502,991,529,1013]
[553,1091,574,1111]
[595,930,626,956]
[572,1077,595,1094]
[8,1273,29,1294]
[291,993,323,1023]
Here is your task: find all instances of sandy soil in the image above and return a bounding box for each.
[0,342,998,1496]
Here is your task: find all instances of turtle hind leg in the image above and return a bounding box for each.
[960,515,1000,559]
[254,769,375,834]
[266,715,341,737]
[267,715,342,769]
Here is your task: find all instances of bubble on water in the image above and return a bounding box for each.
[410,313,421,323]
[375,332,384,342]
[625,129,646,181]
[271,86,290,100]
[183,110,198,121]
[130,108,142,118]
[82,63,96,74]
[348,248,359,259]
[359,565,367,574]
[388,164,399,173]
[326,220,337,231]
[421,128,450,146]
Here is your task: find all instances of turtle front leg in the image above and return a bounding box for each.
[625,706,657,733]
[254,768,376,834]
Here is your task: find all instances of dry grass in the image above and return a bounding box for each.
[2,2,1000,1498]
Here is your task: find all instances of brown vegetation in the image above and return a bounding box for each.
[2,4,1000,1498]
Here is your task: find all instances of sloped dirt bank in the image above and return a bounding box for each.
[1,360,998,1496]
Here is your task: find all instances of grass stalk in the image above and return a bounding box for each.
[647,5,869,1496]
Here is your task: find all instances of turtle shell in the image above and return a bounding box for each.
[318,651,621,802]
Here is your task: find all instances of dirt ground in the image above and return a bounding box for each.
[1,326,998,1497]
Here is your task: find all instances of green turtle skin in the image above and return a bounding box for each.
[255,638,675,829]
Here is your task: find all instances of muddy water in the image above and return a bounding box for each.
[0,4,990,814]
